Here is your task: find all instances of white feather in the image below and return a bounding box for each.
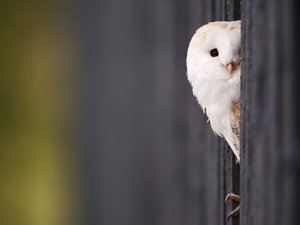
[186,21,241,161]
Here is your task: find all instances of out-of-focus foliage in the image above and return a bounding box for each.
[0,1,79,225]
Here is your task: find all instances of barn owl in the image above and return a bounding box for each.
[186,21,241,219]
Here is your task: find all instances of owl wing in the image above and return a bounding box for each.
[230,101,240,155]
[220,101,240,161]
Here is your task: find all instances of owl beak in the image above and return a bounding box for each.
[226,62,234,74]
[225,62,239,74]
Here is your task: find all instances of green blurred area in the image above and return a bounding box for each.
[0,1,79,225]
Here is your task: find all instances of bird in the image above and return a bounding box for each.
[186,20,241,220]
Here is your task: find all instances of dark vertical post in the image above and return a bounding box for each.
[241,0,300,225]
[289,2,300,225]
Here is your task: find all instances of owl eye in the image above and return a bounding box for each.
[210,48,219,57]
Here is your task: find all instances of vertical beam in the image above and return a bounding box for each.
[241,0,300,225]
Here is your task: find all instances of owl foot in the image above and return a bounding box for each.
[225,193,240,221]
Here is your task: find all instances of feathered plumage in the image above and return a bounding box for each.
[186,21,241,161]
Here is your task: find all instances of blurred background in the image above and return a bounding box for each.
[1,1,79,225]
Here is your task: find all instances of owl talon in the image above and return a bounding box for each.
[227,205,240,221]
[225,193,240,221]
[225,193,240,204]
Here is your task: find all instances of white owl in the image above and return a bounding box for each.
[186,21,241,219]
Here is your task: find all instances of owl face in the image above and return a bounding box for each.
[187,21,241,82]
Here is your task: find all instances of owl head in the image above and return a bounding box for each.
[186,21,241,110]
[187,21,241,81]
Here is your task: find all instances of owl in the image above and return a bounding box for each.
[186,21,241,219]
[186,21,241,161]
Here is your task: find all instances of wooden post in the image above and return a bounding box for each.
[241,0,300,225]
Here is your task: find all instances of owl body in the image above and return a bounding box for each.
[186,21,241,161]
